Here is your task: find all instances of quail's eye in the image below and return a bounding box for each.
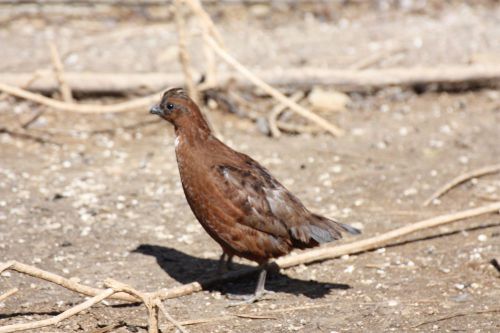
[166,103,174,110]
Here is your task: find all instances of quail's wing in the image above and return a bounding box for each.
[213,155,354,246]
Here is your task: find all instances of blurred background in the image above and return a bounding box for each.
[1,1,499,332]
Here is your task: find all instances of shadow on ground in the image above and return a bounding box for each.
[132,244,350,298]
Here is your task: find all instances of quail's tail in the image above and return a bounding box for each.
[290,214,361,249]
[338,222,362,235]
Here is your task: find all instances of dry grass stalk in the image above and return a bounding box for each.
[423,164,500,206]
[0,288,116,333]
[0,268,189,333]
[268,91,305,137]
[0,288,18,303]
[174,0,200,104]
[48,41,73,103]
[0,82,158,114]
[203,35,344,136]
[184,0,225,48]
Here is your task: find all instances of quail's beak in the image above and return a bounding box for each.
[150,105,162,116]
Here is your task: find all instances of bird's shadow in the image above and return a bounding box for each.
[132,244,350,299]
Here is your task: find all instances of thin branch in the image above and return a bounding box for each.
[155,299,190,333]
[276,121,318,134]
[349,45,406,70]
[423,164,500,206]
[0,261,14,273]
[3,261,137,302]
[276,201,500,268]
[174,0,199,104]
[89,322,126,333]
[0,288,116,333]
[104,279,158,333]
[0,127,61,146]
[3,65,500,94]
[411,308,500,328]
[268,91,304,138]
[203,34,344,136]
[184,0,225,48]
[0,288,18,303]
[48,41,73,103]
[173,303,331,327]
[0,70,44,101]
[0,82,158,114]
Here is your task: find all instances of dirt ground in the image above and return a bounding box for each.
[1,1,500,332]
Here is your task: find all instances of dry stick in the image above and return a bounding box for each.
[0,288,116,333]
[184,0,225,48]
[0,288,18,303]
[183,0,220,89]
[155,299,190,333]
[0,70,44,101]
[4,65,500,94]
[151,201,500,299]
[276,121,318,134]
[349,46,406,70]
[48,41,73,103]
[203,35,344,137]
[174,0,199,104]
[174,0,220,138]
[0,127,61,146]
[89,322,126,333]
[201,34,217,88]
[277,201,500,268]
[0,261,14,273]
[228,92,317,135]
[423,164,500,206]
[0,82,158,114]
[411,308,500,328]
[104,279,159,333]
[0,261,137,302]
[268,91,305,138]
[175,303,332,327]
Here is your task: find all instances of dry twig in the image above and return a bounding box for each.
[0,260,137,302]
[0,288,18,303]
[174,0,199,104]
[184,0,225,47]
[104,279,160,333]
[349,45,406,70]
[411,308,500,328]
[0,127,60,146]
[276,201,500,268]
[0,268,188,333]
[48,41,73,103]
[268,91,305,137]
[155,299,190,333]
[0,82,158,114]
[423,163,500,206]
[204,35,344,136]
[0,288,116,333]
[3,65,499,94]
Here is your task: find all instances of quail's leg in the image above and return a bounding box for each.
[227,266,273,306]
[217,252,234,275]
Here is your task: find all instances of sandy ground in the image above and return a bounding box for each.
[1,1,500,332]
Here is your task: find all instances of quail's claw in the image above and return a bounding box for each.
[225,290,275,307]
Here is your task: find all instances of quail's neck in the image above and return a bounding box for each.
[174,114,213,147]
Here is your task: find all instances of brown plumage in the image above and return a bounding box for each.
[150,88,360,304]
